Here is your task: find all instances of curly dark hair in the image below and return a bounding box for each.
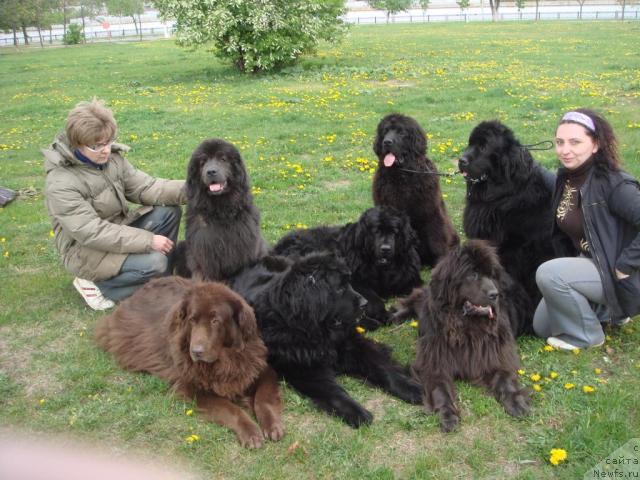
[558,108,621,171]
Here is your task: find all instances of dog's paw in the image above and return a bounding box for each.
[237,424,265,449]
[503,390,531,418]
[343,406,374,428]
[439,411,460,433]
[263,421,285,442]
[401,379,424,405]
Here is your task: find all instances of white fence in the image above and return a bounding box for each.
[1,8,638,47]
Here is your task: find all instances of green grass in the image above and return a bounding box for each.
[1,20,640,479]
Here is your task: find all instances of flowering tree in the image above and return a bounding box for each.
[457,0,470,14]
[153,0,347,73]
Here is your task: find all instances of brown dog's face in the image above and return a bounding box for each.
[457,271,499,319]
[178,285,256,364]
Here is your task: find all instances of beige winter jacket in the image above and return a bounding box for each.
[43,133,186,281]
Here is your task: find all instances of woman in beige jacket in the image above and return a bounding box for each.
[44,99,186,310]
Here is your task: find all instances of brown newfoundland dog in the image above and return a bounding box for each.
[410,240,530,432]
[175,139,268,281]
[372,113,459,267]
[94,277,284,448]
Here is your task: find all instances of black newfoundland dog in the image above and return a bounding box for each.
[272,206,422,331]
[230,253,423,428]
[458,120,556,332]
[410,240,531,432]
[176,139,268,281]
[372,113,459,267]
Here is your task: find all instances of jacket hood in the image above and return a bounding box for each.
[42,132,130,174]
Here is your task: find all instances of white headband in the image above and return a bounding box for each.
[562,111,596,132]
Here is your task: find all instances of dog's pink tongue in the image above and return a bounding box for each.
[209,183,223,192]
[383,153,396,167]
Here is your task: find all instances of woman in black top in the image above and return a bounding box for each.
[533,108,640,350]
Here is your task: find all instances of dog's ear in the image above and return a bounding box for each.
[167,296,191,357]
[409,121,427,158]
[227,296,257,350]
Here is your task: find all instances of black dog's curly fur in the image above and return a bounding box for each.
[458,120,555,333]
[230,252,423,428]
[176,139,268,281]
[272,206,422,331]
[372,113,459,267]
[411,240,531,432]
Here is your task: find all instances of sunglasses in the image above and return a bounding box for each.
[86,140,115,153]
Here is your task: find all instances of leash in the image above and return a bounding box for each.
[521,140,554,151]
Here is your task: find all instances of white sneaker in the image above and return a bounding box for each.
[73,277,115,311]
[547,336,603,351]
[614,317,632,326]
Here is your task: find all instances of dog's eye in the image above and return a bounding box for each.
[467,272,479,281]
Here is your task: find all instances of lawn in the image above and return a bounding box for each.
[1,20,639,479]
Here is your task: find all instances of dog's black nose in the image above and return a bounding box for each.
[205,168,217,180]
[487,290,498,301]
[383,138,393,148]
[458,157,469,169]
[380,244,392,255]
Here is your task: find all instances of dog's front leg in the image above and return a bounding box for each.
[422,372,460,432]
[251,366,285,442]
[339,334,423,405]
[484,369,531,418]
[195,391,264,448]
[282,366,373,428]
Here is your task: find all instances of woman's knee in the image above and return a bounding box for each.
[535,259,564,292]
[143,252,169,278]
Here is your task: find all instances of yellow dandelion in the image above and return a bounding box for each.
[186,409,194,416]
[550,371,559,379]
[517,369,525,375]
[39,398,46,405]
[582,385,596,393]
[543,345,554,352]
[530,373,541,382]
[571,369,578,375]
[409,320,418,328]
[533,384,542,392]
[356,326,366,334]
[572,348,581,355]
[564,383,575,390]
[185,434,200,444]
[49,230,55,237]
[594,368,602,374]
[549,448,568,466]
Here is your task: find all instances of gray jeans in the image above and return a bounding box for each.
[533,257,606,348]
[96,206,182,301]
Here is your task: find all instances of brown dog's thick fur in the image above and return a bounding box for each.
[411,240,530,432]
[94,277,284,448]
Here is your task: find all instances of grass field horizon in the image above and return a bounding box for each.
[1,20,639,479]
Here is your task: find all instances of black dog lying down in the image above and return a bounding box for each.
[272,206,422,331]
[230,253,422,428]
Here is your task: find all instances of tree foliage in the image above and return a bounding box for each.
[153,0,347,73]
[415,0,430,12]
[456,0,470,12]
[367,0,413,22]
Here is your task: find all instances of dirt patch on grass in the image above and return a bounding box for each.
[321,179,352,190]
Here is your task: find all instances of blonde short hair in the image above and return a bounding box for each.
[65,98,117,149]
